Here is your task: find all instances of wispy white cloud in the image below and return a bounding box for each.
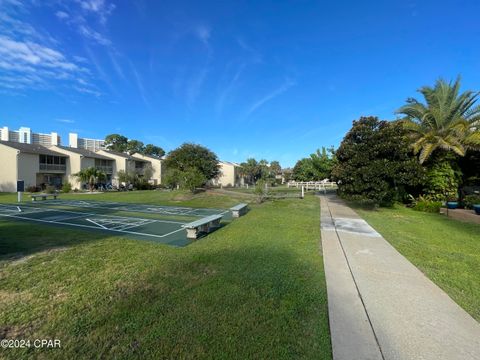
[75,0,116,24]
[108,50,126,80]
[247,78,296,116]
[56,118,75,124]
[215,63,245,115]
[186,66,209,108]
[0,35,93,92]
[0,1,99,95]
[78,24,111,46]
[194,24,211,45]
[55,11,69,20]
[237,37,263,64]
[129,61,150,107]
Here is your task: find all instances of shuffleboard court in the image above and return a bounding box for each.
[34,199,226,218]
[0,201,232,246]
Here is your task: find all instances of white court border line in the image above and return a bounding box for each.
[37,199,226,217]
[0,212,186,239]
[0,204,187,225]
[0,204,188,239]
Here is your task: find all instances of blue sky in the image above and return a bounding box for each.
[1,0,479,167]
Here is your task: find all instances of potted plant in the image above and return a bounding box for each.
[446,196,459,210]
[474,204,480,215]
[464,193,480,215]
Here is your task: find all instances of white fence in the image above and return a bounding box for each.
[287,181,337,190]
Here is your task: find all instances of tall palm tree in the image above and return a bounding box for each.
[74,167,106,191]
[396,77,480,163]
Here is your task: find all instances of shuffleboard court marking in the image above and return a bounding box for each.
[85,218,108,229]
[34,199,226,218]
[0,212,186,239]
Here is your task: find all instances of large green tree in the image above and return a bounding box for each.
[164,143,220,182]
[396,77,480,164]
[292,147,335,181]
[126,139,145,155]
[104,134,129,152]
[143,144,165,158]
[239,158,262,184]
[332,117,424,206]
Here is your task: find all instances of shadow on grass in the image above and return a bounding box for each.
[3,245,331,359]
[0,219,106,260]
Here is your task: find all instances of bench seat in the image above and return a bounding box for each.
[183,214,223,239]
[230,203,248,218]
[31,193,59,201]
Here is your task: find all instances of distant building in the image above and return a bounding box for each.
[0,126,60,146]
[68,133,105,151]
[211,161,244,187]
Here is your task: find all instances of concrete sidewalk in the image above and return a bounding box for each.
[320,194,480,360]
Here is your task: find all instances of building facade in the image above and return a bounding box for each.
[211,161,244,187]
[51,146,115,189]
[0,141,68,192]
[0,125,241,192]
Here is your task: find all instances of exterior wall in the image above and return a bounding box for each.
[213,162,243,187]
[97,150,127,186]
[1,126,60,146]
[0,144,18,192]
[132,154,162,185]
[50,146,82,189]
[17,153,40,189]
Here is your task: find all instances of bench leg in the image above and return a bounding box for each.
[186,228,199,239]
[208,219,221,232]
[232,210,240,218]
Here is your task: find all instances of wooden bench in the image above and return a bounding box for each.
[230,203,248,218]
[183,214,223,239]
[31,193,59,202]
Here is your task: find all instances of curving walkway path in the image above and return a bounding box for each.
[320,194,480,360]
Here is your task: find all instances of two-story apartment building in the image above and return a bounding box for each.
[51,146,115,189]
[0,140,68,192]
[96,149,153,186]
[0,125,244,191]
[211,161,244,187]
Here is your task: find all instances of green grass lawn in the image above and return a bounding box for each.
[0,191,331,359]
[0,189,252,209]
[355,205,480,321]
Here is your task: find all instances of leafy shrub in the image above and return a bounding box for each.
[181,168,206,193]
[464,194,480,209]
[62,182,72,193]
[26,185,39,193]
[423,157,461,201]
[413,196,442,213]
[332,117,424,206]
[254,179,267,203]
[45,185,56,194]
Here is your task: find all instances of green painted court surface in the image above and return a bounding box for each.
[0,200,232,246]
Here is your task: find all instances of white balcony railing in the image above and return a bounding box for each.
[95,165,113,173]
[39,164,66,172]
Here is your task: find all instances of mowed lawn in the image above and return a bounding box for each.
[0,191,331,359]
[355,205,480,321]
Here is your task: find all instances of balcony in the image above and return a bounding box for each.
[95,165,113,174]
[39,164,66,172]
